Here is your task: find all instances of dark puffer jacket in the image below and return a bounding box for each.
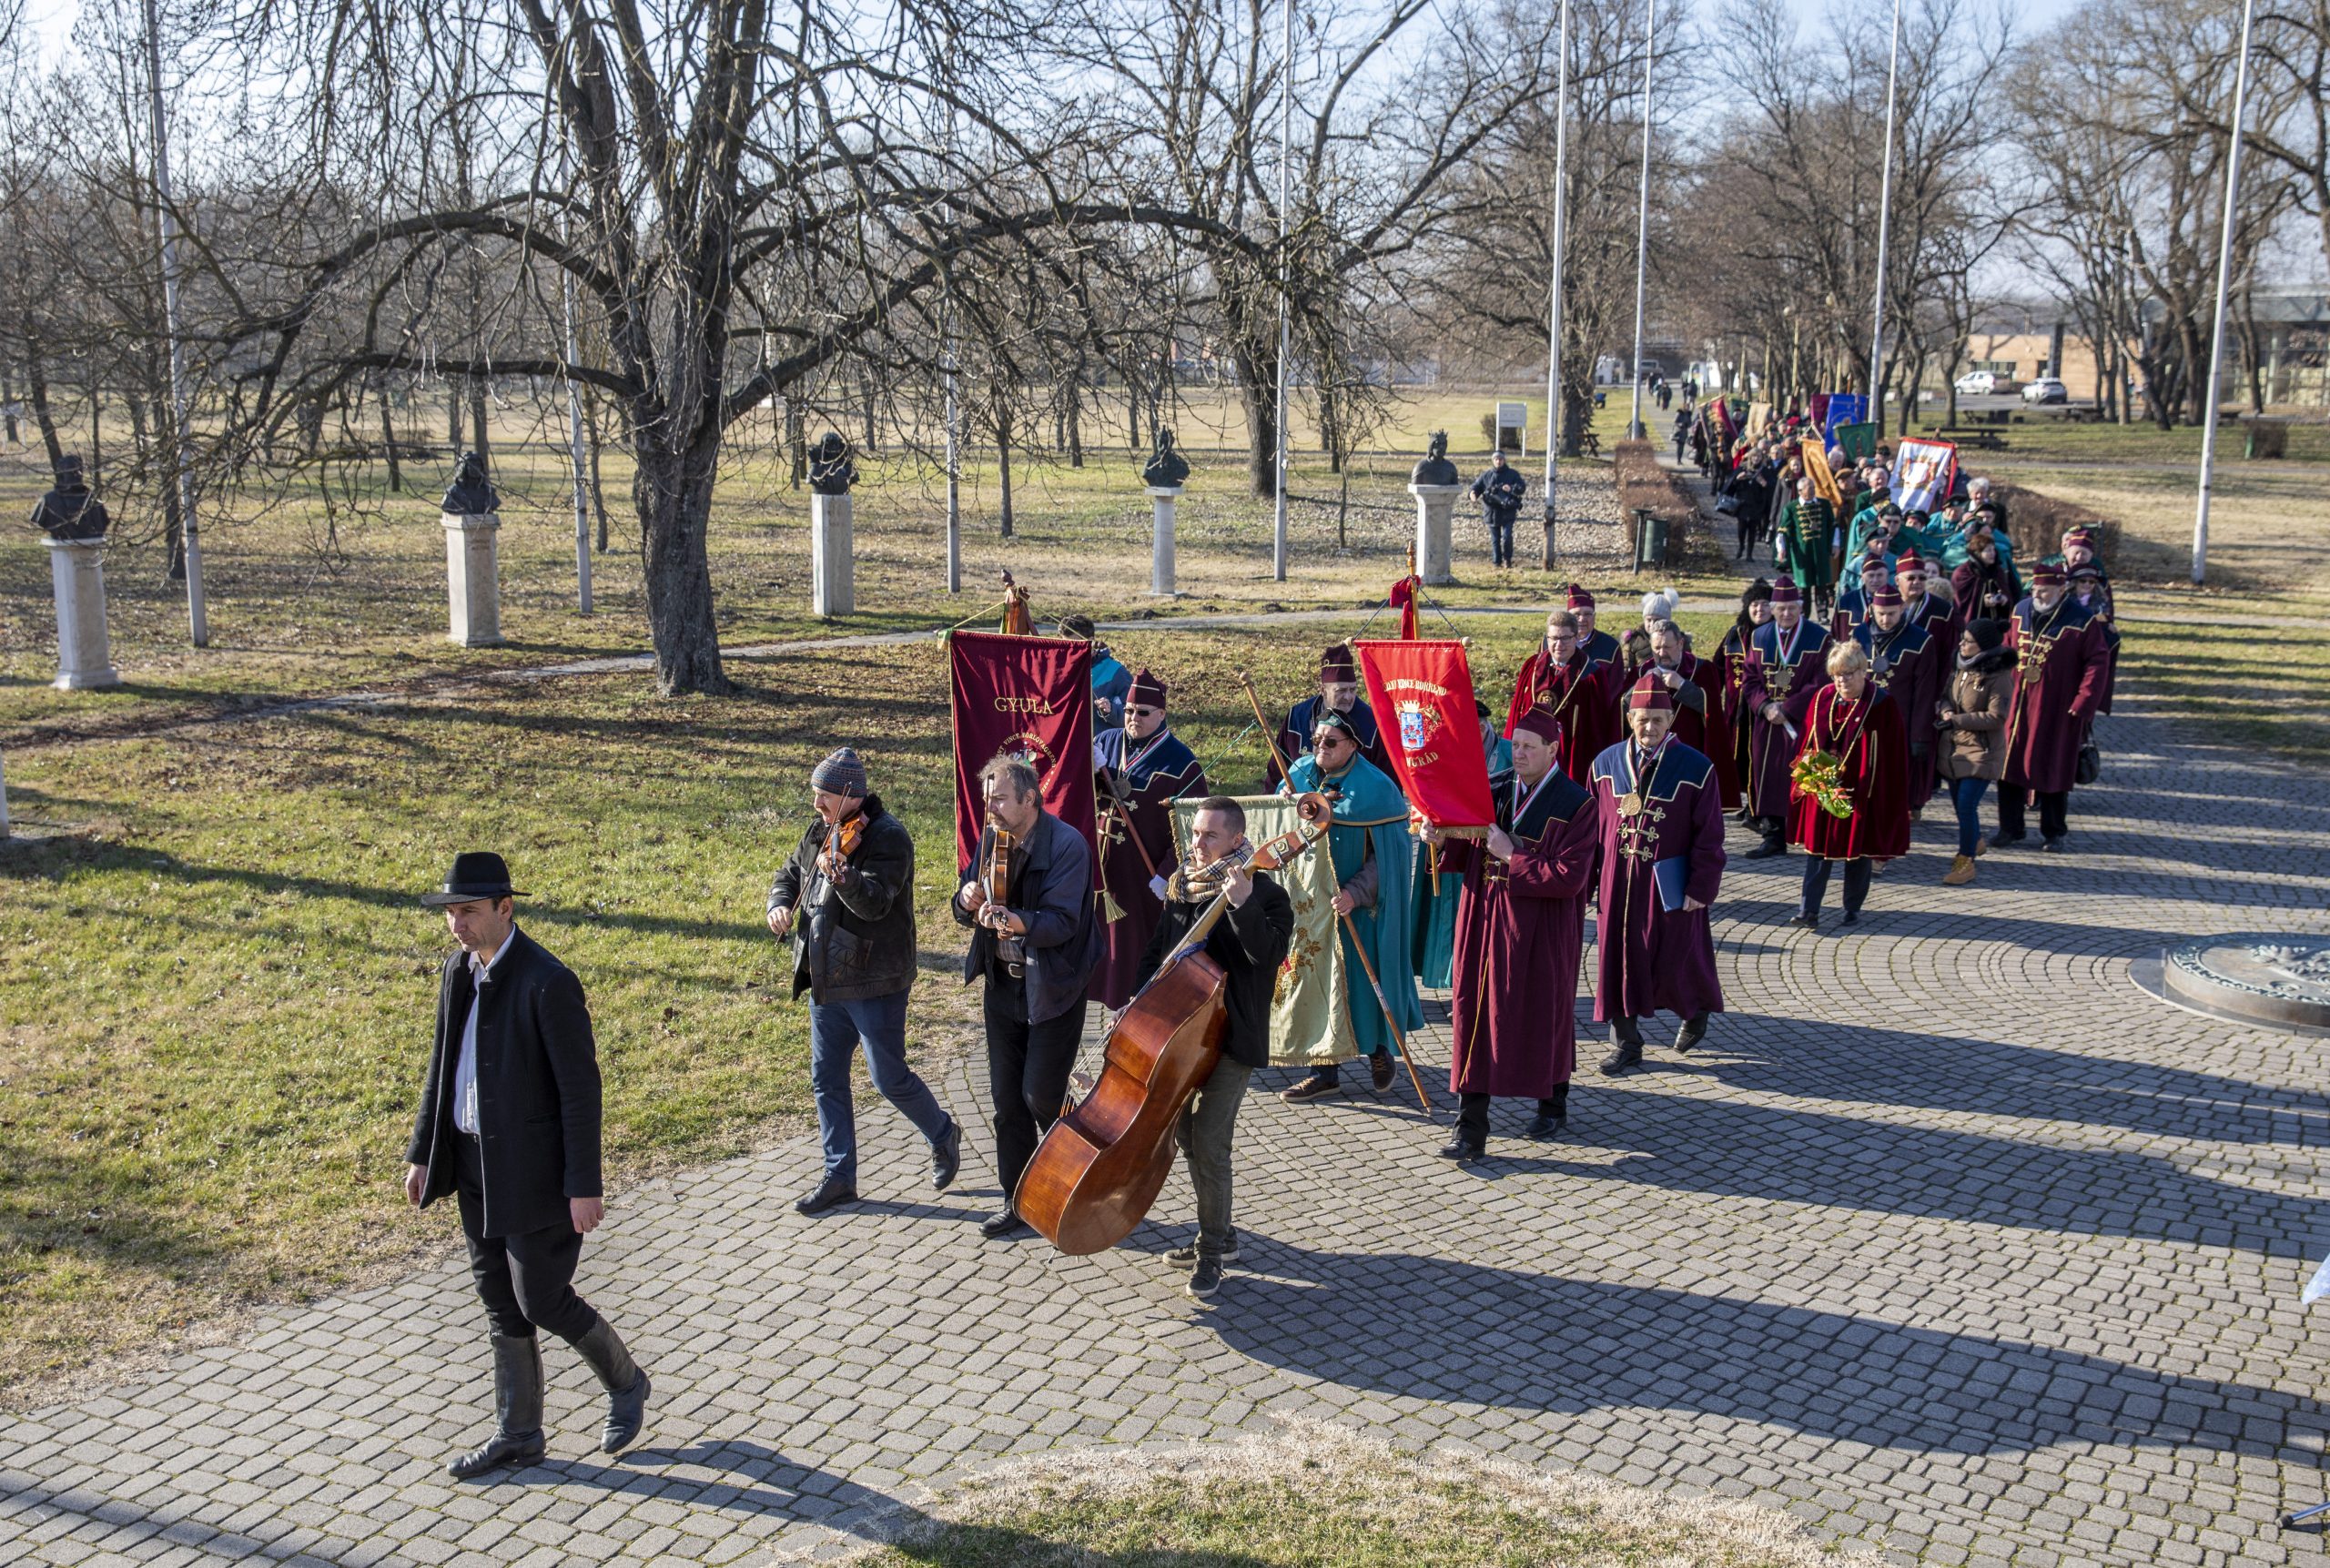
[766,795,918,1003]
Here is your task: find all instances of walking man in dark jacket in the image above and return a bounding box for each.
[1133,796,1295,1300]
[768,748,961,1216]
[404,853,651,1479]
[954,755,1101,1239]
[1469,449,1526,568]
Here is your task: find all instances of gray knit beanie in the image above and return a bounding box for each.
[810,747,868,799]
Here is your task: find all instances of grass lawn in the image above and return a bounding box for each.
[851,1424,1828,1567]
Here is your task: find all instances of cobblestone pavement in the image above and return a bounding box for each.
[4,697,2328,1567]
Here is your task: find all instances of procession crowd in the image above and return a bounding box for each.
[392,420,2122,1474]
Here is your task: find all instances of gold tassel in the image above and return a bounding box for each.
[1099,886,1126,924]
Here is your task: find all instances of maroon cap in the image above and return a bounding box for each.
[1770,582,1803,605]
[1859,557,1889,578]
[2063,526,2098,551]
[1510,703,1564,744]
[1894,549,1926,572]
[2031,561,2067,586]
[1626,673,1676,712]
[1871,585,1903,608]
[1127,667,1167,708]
[1565,583,1596,611]
[1319,643,1356,683]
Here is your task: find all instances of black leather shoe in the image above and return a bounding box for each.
[1369,1051,1396,1092]
[2040,836,2067,854]
[979,1207,1027,1240]
[795,1173,856,1216]
[930,1122,962,1191]
[1787,913,1819,929]
[1744,838,1788,860]
[573,1316,651,1453]
[1436,1133,1484,1162]
[1675,1012,1709,1052]
[1524,1111,1567,1139]
[450,1334,545,1480]
[1598,1041,1643,1076]
[1839,910,1862,926]
[1281,1072,1339,1104]
[1988,829,2026,850]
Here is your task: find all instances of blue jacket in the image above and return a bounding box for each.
[1470,466,1526,523]
[955,809,1100,1024]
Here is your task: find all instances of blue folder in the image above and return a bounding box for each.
[1653,856,1693,913]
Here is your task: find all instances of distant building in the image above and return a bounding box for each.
[1959,288,2327,408]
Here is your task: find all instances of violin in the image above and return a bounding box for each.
[1017,793,1333,1256]
[978,822,1025,967]
[817,812,866,885]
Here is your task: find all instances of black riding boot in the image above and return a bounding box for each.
[449,1333,546,1480]
[1599,1019,1645,1076]
[572,1315,653,1454]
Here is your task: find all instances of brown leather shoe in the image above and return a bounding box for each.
[1942,855,1976,886]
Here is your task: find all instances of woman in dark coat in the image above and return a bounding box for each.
[1715,579,1773,816]
[1787,641,1909,931]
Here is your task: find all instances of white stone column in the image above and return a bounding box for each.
[1408,482,1464,587]
[810,491,855,618]
[45,537,121,690]
[442,512,504,648]
[1147,485,1183,596]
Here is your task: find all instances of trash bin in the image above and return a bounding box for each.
[1634,509,1669,572]
[2246,420,2289,460]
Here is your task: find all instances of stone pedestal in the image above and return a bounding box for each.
[811,491,855,618]
[1408,482,1464,587]
[45,537,121,690]
[1147,485,1183,596]
[442,512,504,648]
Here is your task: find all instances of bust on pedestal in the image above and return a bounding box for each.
[1141,428,1190,597]
[441,452,504,648]
[1407,431,1463,588]
[33,455,121,690]
[807,431,858,618]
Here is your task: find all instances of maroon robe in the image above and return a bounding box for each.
[1088,725,1207,1007]
[1505,647,1626,786]
[1444,768,1598,1098]
[1715,625,1758,801]
[2072,571,2119,715]
[2003,597,2111,794]
[1739,619,1832,820]
[1858,617,1941,811]
[1788,684,1911,861]
[1589,737,1727,1022]
[1672,652,1738,808]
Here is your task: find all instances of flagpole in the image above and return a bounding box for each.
[2193,0,2256,587]
[1271,0,1293,582]
[1626,0,1656,443]
[1869,0,1902,438]
[1540,0,1572,568]
[146,0,205,646]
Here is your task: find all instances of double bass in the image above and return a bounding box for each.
[1017,794,1333,1256]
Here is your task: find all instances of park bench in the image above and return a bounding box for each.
[1578,430,1603,457]
[1930,427,2009,451]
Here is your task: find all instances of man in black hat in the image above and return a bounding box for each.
[404,852,651,1478]
[1268,643,1393,790]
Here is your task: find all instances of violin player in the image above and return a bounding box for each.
[955,755,1100,1240]
[768,748,961,1217]
[1131,796,1295,1300]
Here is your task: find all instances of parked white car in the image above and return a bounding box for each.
[2021,377,2070,405]
[1954,369,2013,397]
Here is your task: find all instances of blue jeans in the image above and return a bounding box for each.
[1951,775,1991,858]
[809,988,953,1184]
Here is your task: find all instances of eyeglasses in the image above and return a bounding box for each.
[1125,706,1160,718]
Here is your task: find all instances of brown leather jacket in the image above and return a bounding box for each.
[1937,652,2015,783]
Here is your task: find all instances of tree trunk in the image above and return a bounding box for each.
[448,382,463,445]
[1236,349,1276,500]
[1065,382,1083,469]
[585,391,611,551]
[997,413,1015,539]
[380,387,403,492]
[0,368,16,446]
[89,389,103,486]
[633,434,732,696]
[29,353,66,470]
[470,379,491,469]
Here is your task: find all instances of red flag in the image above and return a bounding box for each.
[1388,573,1420,640]
[947,630,1098,871]
[1352,639,1495,829]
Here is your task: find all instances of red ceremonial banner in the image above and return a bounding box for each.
[947,630,1098,871]
[1352,638,1495,829]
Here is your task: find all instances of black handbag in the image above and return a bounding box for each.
[1714,492,1740,517]
[2075,739,2102,786]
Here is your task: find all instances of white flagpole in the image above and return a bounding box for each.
[2193,0,2256,587]
[1541,0,1571,567]
[562,266,592,613]
[1271,0,1293,582]
[1626,0,1655,442]
[145,0,205,646]
[1869,0,1902,438]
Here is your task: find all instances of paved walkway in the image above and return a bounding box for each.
[4,701,2328,1567]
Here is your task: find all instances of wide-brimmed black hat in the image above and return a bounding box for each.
[420,851,526,907]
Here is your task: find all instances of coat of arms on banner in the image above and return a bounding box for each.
[1397,698,1442,755]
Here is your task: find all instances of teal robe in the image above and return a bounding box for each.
[1288,753,1423,1057]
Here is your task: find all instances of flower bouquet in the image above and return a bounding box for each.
[1791,749,1854,818]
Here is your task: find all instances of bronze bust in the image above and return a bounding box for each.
[1411,430,1459,487]
[442,451,499,516]
[31,456,108,541]
[1141,427,1190,489]
[808,432,857,496]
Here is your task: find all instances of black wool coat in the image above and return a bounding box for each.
[406,926,603,1238]
[1133,871,1295,1070]
[765,795,919,1004]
